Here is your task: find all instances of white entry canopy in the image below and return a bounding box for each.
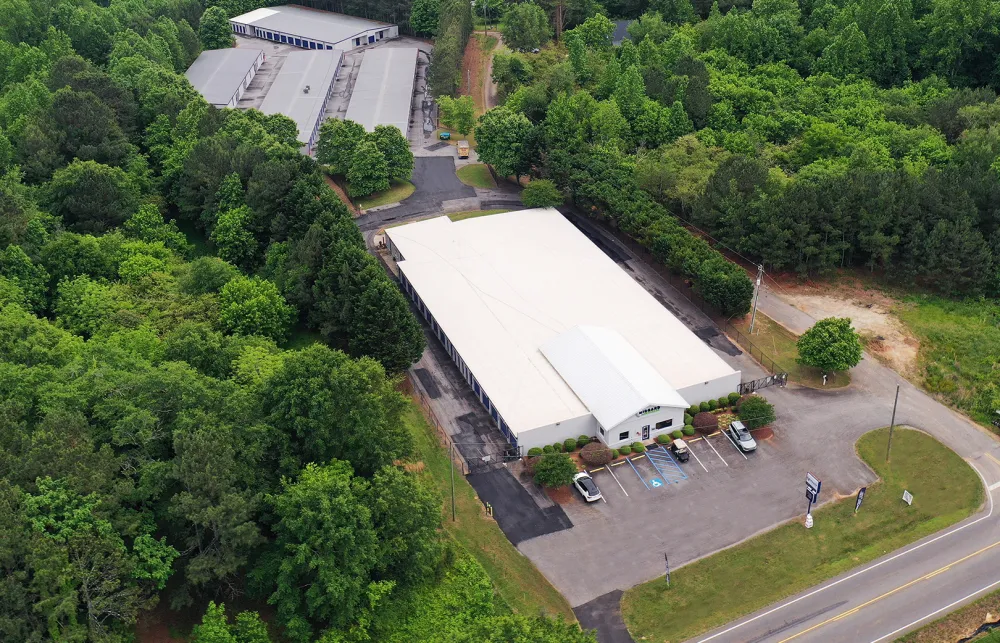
[541,325,689,430]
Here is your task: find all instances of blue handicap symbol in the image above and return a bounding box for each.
[650,478,663,488]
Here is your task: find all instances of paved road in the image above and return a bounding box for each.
[686,283,1000,643]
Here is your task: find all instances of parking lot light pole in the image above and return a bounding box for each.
[885,385,900,464]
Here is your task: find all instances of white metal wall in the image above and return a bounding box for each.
[516,414,597,451]
[677,371,742,410]
[598,406,685,449]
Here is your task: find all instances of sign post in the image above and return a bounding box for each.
[805,473,822,528]
[854,486,867,514]
[902,490,913,506]
[664,553,671,587]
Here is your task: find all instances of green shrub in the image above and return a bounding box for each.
[611,449,620,459]
[688,405,699,416]
[707,399,717,411]
[717,397,729,408]
[534,453,578,487]
[739,395,776,429]
[684,413,693,425]
[618,445,632,455]
[579,442,613,466]
[683,425,696,436]
[631,441,646,453]
[656,434,671,444]
[563,437,578,452]
[671,429,684,439]
[699,401,711,412]
[552,442,563,453]
[527,447,543,456]
[728,392,740,405]
[577,437,591,449]
[542,445,554,454]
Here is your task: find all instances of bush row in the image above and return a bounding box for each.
[566,155,754,317]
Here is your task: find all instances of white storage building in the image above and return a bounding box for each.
[385,209,742,452]
[258,49,343,154]
[229,5,397,51]
[185,48,265,108]
[344,47,418,133]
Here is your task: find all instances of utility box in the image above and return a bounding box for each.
[457,140,470,159]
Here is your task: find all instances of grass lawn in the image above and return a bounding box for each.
[895,295,1000,428]
[355,180,415,210]
[731,312,850,388]
[622,427,983,643]
[456,163,496,188]
[448,208,511,221]
[402,402,575,620]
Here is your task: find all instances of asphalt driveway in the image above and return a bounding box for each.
[356,156,475,230]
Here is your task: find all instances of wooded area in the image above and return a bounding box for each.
[0,0,593,641]
[477,0,1000,311]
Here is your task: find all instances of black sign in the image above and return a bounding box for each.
[855,487,867,513]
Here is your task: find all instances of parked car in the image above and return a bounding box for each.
[728,420,757,452]
[572,472,602,502]
[670,438,690,462]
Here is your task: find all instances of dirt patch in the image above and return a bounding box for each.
[773,278,919,377]
[545,485,574,505]
[460,33,497,116]
[322,174,358,217]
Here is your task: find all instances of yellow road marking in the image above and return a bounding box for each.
[986,452,1000,468]
[589,467,605,473]
[777,539,1000,642]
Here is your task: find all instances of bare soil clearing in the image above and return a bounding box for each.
[773,277,920,378]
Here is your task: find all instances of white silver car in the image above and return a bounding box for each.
[728,420,757,452]
[572,472,602,502]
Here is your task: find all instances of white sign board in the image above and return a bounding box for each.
[902,490,913,506]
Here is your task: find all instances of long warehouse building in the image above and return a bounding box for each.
[258,49,342,154]
[229,5,397,51]
[185,48,265,108]
[344,47,418,133]
[385,209,742,452]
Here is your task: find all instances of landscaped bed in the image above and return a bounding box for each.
[621,427,984,643]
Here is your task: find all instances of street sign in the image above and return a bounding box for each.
[806,490,816,502]
[855,487,867,513]
[806,473,820,494]
[902,490,913,506]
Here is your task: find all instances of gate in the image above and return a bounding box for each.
[738,373,788,395]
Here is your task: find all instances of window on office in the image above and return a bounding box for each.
[618,431,629,441]
[655,419,673,430]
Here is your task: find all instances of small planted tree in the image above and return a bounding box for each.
[533,453,577,487]
[797,317,863,373]
[347,140,390,197]
[738,395,776,429]
[693,411,718,435]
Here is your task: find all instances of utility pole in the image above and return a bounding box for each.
[748,264,764,334]
[885,385,900,463]
[450,442,456,521]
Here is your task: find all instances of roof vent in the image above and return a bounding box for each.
[303,85,310,94]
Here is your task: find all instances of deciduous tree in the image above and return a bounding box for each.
[797,317,863,373]
[199,6,234,50]
[347,140,390,197]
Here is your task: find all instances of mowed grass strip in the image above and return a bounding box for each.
[402,402,575,620]
[731,312,850,388]
[456,163,496,188]
[897,585,1000,642]
[447,208,510,222]
[355,180,415,210]
[622,428,983,643]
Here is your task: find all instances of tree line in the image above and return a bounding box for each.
[475,0,1000,307]
[0,0,595,641]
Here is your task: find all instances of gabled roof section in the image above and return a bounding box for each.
[541,325,689,430]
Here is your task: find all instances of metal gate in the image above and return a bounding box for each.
[738,372,788,395]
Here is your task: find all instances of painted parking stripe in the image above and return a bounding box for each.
[604,463,629,497]
[687,442,709,472]
[626,456,651,490]
[701,434,729,467]
[720,429,749,460]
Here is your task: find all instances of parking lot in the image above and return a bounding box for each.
[579,429,771,509]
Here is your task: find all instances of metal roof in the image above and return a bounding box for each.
[258,49,343,147]
[541,326,689,430]
[345,47,418,133]
[386,209,739,436]
[230,5,392,44]
[184,48,263,106]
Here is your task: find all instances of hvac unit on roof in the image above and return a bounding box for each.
[303,85,310,93]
